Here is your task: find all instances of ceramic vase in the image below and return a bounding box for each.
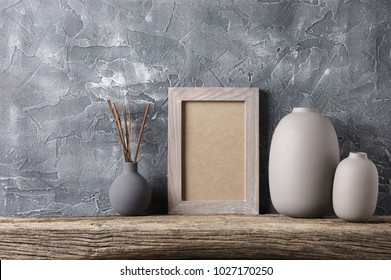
[269,107,340,218]
[109,162,151,216]
[333,152,378,222]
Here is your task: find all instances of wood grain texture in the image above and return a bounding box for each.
[0,215,390,260]
[168,87,259,215]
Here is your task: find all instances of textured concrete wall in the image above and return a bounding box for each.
[0,0,390,216]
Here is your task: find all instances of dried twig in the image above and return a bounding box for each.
[128,103,133,162]
[134,103,151,162]
[113,101,128,161]
[122,103,131,162]
[107,100,126,160]
[107,99,150,162]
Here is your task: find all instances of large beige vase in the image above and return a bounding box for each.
[333,152,378,222]
[269,108,340,217]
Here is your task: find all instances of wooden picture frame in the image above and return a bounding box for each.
[168,87,259,215]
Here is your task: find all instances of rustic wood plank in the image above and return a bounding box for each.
[0,215,390,260]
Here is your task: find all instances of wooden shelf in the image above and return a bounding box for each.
[0,215,390,259]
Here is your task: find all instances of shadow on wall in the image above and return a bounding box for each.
[258,89,278,214]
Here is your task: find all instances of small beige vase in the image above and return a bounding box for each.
[333,152,378,222]
[269,107,340,218]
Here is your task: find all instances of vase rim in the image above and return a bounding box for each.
[123,161,138,165]
[349,152,367,159]
[292,107,319,113]
[123,161,138,172]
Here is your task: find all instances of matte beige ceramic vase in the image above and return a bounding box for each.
[269,107,340,218]
[333,152,378,222]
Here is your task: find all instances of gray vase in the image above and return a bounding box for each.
[109,162,151,216]
[269,107,340,218]
[333,152,378,222]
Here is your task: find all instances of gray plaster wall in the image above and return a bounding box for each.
[0,0,390,216]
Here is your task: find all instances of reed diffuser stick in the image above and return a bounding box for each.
[113,101,129,161]
[122,103,131,161]
[107,100,127,160]
[128,103,133,162]
[107,99,150,163]
[134,103,151,162]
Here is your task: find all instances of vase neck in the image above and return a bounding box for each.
[123,162,138,173]
[349,152,368,159]
[292,107,319,113]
